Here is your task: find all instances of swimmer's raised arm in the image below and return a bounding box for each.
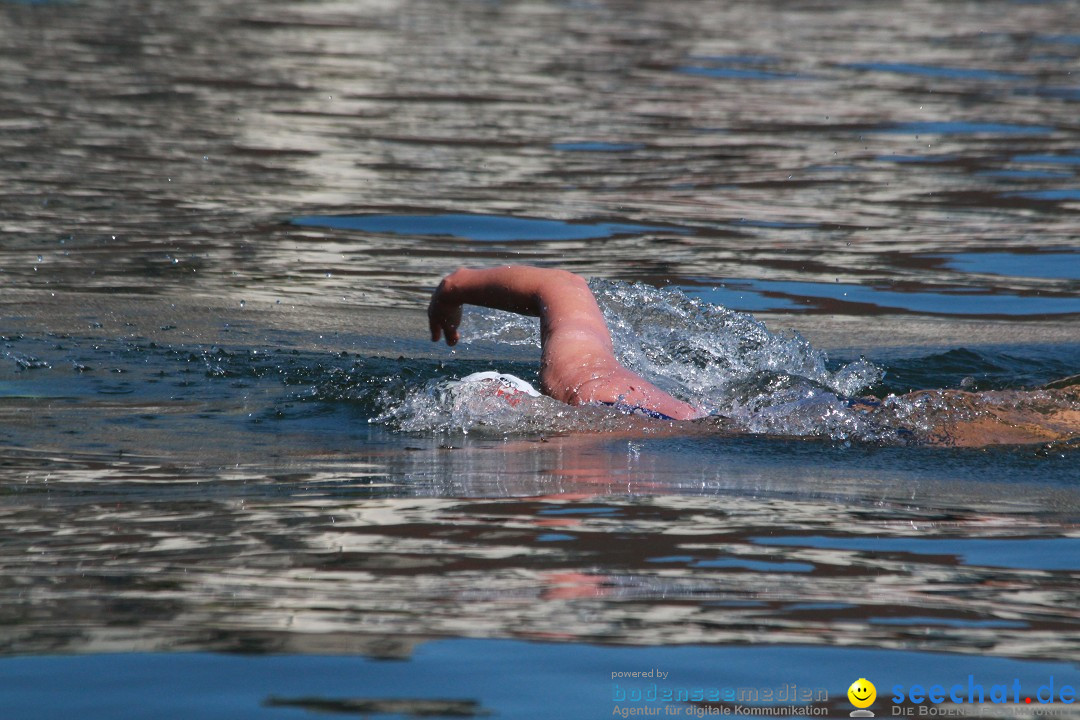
[428,265,605,347]
[428,265,702,420]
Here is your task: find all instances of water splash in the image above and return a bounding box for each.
[386,280,889,439]
[375,371,648,436]
[463,279,883,435]
[587,279,881,402]
[374,281,1078,445]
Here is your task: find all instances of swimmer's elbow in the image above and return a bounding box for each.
[549,268,590,288]
[534,269,592,304]
[505,265,588,290]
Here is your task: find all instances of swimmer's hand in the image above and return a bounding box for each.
[428,276,463,345]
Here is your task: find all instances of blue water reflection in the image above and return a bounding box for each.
[978,169,1072,180]
[1006,189,1080,201]
[681,284,804,312]
[3,641,1077,720]
[869,122,1055,136]
[648,555,814,573]
[683,280,1080,316]
[291,213,679,242]
[1034,34,1080,46]
[752,536,1080,571]
[1029,87,1080,101]
[928,251,1080,280]
[1012,153,1080,166]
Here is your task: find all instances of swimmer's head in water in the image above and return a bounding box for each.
[448,371,540,407]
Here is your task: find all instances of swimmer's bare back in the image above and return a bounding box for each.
[427,265,702,420]
[914,386,1080,447]
[427,265,1079,446]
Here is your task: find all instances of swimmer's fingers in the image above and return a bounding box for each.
[444,316,461,345]
[433,307,461,345]
[427,302,444,343]
[427,288,462,345]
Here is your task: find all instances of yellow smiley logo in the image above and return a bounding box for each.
[848,678,876,708]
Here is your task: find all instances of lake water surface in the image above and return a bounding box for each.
[1,0,1078,718]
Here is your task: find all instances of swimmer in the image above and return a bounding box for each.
[428,265,1079,446]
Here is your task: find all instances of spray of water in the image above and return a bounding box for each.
[380,280,895,439]
[376,280,1077,444]
[376,372,654,436]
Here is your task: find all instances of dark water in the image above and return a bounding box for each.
[1,0,1079,718]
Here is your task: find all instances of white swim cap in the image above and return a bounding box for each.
[454,371,541,397]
